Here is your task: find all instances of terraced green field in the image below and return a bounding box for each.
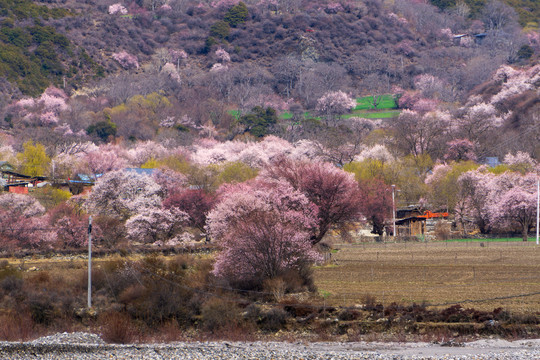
[232,94,402,122]
[354,94,398,110]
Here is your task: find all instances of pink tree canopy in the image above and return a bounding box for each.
[207,179,321,285]
[163,189,216,234]
[315,90,356,126]
[0,194,54,250]
[261,157,363,244]
[458,169,538,241]
[112,51,139,69]
[126,207,189,244]
[83,148,127,176]
[486,172,538,241]
[0,193,45,217]
[444,139,477,162]
[456,168,494,234]
[358,178,392,236]
[86,170,162,220]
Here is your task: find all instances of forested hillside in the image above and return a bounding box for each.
[430,0,540,27]
[0,0,538,242]
[1,1,540,337]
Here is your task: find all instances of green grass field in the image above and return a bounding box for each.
[446,237,539,243]
[279,111,312,120]
[231,94,401,122]
[354,94,398,111]
[344,110,401,119]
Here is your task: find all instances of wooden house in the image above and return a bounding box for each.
[1,167,47,193]
[65,174,97,195]
[393,206,449,238]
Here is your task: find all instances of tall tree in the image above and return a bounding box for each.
[86,170,162,220]
[224,2,248,27]
[358,178,393,236]
[207,179,320,286]
[315,91,356,126]
[163,189,216,236]
[486,172,538,242]
[262,157,363,245]
[17,140,50,176]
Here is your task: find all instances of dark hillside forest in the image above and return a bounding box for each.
[0,0,535,96]
[430,0,539,27]
[0,0,537,142]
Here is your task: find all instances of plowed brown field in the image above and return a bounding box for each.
[314,241,540,312]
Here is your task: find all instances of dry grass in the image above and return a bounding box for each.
[314,241,540,313]
[3,243,539,316]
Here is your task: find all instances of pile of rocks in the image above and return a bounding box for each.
[0,332,538,359]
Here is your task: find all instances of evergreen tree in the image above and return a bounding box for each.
[239,106,277,137]
[224,2,248,27]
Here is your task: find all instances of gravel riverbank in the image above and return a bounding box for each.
[0,332,538,359]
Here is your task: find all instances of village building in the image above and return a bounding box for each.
[0,162,47,194]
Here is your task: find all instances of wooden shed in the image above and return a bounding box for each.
[396,216,426,237]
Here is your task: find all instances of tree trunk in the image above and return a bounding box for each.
[522,222,529,242]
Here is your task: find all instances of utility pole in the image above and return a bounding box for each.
[536,179,540,245]
[88,216,92,308]
[392,184,396,238]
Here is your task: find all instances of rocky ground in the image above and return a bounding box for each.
[0,332,539,359]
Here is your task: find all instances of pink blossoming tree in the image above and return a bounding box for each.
[215,48,231,63]
[444,139,477,162]
[86,170,162,220]
[112,51,139,70]
[486,172,538,242]
[82,149,127,176]
[261,157,363,244]
[358,178,392,236]
[153,168,188,198]
[126,207,189,244]
[458,169,539,240]
[0,193,54,250]
[108,3,128,15]
[315,90,356,126]
[207,179,321,286]
[55,214,103,248]
[163,189,216,237]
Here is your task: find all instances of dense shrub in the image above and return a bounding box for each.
[0,312,35,341]
[258,307,289,332]
[0,275,23,294]
[27,293,56,325]
[98,311,137,344]
[0,260,20,282]
[199,298,242,333]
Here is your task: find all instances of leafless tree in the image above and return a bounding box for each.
[296,62,350,109]
[272,56,304,99]
[391,110,449,159]
[481,0,519,32]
